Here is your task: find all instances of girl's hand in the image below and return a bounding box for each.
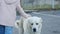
[24,14,31,18]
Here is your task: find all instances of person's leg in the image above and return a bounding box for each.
[5,26,13,34]
[0,25,5,34]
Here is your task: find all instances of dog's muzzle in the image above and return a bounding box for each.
[33,28,36,32]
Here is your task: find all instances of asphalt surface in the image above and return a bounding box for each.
[13,10,60,34]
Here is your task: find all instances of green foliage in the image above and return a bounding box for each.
[22,4,60,10]
[55,5,60,9]
[22,4,52,10]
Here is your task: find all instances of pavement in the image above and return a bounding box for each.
[13,10,60,34]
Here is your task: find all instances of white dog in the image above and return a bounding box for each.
[15,16,43,34]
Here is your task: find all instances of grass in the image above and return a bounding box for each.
[22,4,52,10]
[54,5,60,9]
[22,4,60,10]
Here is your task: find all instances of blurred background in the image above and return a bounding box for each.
[13,0,60,34]
[20,0,60,10]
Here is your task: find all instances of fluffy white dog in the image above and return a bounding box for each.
[15,16,43,34]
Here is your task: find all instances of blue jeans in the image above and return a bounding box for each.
[0,25,13,34]
[5,26,13,34]
[0,25,5,34]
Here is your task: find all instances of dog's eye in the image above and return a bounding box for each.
[31,23,33,25]
[17,22,19,25]
[36,23,38,25]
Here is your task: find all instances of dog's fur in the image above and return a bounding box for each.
[15,16,42,34]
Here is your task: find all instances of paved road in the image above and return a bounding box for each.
[13,10,60,34]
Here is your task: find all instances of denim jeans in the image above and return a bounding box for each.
[0,25,5,34]
[5,26,13,34]
[0,25,13,34]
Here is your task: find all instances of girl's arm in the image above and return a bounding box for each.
[16,1,31,18]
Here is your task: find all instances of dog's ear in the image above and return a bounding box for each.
[39,17,43,23]
[39,17,42,32]
[23,19,28,30]
[23,19,31,32]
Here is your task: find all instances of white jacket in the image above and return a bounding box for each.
[0,0,20,26]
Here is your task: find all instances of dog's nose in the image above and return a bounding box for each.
[33,28,36,32]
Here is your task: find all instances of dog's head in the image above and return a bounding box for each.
[28,17,42,32]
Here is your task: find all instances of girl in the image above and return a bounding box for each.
[0,0,31,34]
